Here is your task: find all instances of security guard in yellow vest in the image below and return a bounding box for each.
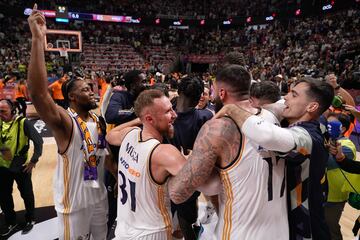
[0,99,43,236]
[325,113,357,240]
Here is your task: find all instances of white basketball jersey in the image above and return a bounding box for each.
[115,128,172,240]
[54,117,107,213]
[215,110,289,240]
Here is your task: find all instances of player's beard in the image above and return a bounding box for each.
[158,123,174,139]
[167,124,175,138]
[213,96,224,113]
[80,101,98,112]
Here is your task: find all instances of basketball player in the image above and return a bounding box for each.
[169,65,289,239]
[249,81,281,109]
[106,89,187,239]
[28,5,108,239]
[215,77,334,239]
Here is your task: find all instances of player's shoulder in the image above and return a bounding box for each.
[257,108,280,125]
[208,116,237,128]
[200,117,239,139]
[195,108,214,119]
[154,143,179,154]
[152,143,182,164]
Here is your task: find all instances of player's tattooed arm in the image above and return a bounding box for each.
[168,118,239,204]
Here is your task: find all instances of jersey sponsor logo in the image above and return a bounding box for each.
[119,156,141,177]
[126,142,139,163]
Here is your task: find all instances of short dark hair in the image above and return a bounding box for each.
[61,78,83,104]
[150,83,170,97]
[338,113,351,132]
[250,81,281,103]
[216,65,251,97]
[295,77,334,115]
[134,89,165,118]
[177,76,204,106]
[0,99,16,114]
[223,52,246,67]
[124,70,143,90]
[204,83,211,94]
[169,78,178,90]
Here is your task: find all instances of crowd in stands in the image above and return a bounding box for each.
[0,6,360,93]
[0,0,360,239]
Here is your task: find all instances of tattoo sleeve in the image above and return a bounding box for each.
[168,118,239,204]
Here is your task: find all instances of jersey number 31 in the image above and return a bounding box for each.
[119,170,137,212]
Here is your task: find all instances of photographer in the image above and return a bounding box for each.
[328,115,360,236]
[0,99,43,236]
[325,113,357,240]
[328,114,360,238]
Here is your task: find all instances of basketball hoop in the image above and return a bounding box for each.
[59,47,69,59]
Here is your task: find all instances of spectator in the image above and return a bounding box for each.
[15,79,29,116]
[48,74,68,109]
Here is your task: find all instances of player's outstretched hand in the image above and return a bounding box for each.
[28,3,47,39]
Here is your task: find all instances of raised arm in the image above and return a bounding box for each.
[27,4,72,151]
[344,104,360,122]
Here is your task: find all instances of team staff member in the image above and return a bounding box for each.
[169,76,213,239]
[28,6,108,239]
[0,99,43,236]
